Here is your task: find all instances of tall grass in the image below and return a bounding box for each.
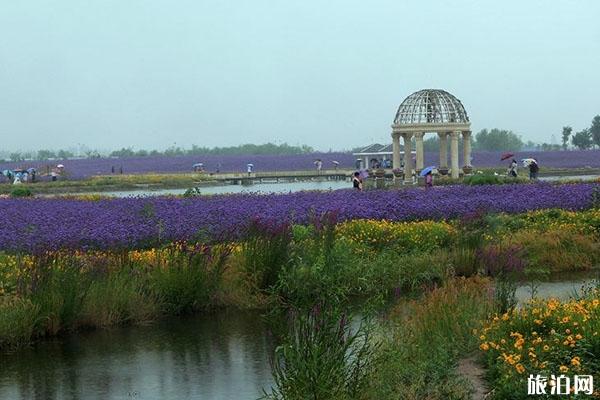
[240,219,291,292]
[364,277,493,400]
[264,304,379,400]
[149,244,230,314]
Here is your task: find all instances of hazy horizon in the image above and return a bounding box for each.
[1,0,599,153]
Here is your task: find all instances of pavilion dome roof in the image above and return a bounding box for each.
[393,89,469,125]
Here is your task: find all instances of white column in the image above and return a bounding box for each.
[392,133,401,170]
[462,131,472,169]
[450,131,460,179]
[402,132,413,183]
[438,132,448,172]
[415,132,424,172]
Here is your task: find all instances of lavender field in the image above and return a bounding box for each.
[0,182,597,253]
[1,150,599,182]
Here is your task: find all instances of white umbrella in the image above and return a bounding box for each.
[521,158,536,167]
[56,164,65,168]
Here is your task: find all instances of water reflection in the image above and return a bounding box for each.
[0,310,274,400]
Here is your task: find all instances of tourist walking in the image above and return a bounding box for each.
[425,171,433,187]
[247,163,254,176]
[528,159,539,180]
[508,159,518,177]
[352,172,363,191]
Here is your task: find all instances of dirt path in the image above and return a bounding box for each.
[458,355,489,400]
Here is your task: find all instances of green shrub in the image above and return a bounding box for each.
[241,220,291,292]
[0,296,40,349]
[263,304,379,400]
[81,272,156,328]
[150,244,229,314]
[10,187,32,197]
[464,173,502,185]
[364,277,493,400]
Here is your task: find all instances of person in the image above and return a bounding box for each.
[51,170,58,181]
[508,159,518,177]
[352,172,363,191]
[529,160,539,180]
[425,171,433,187]
[247,163,253,176]
[315,160,322,173]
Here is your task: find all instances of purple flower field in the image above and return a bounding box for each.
[0,182,597,253]
[1,150,599,182]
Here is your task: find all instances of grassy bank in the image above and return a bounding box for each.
[0,173,215,195]
[1,208,599,350]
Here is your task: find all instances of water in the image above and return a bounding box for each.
[0,310,274,400]
[1,273,596,400]
[515,271,598,304]
[93,179,351,197]
[63,174,598,198]
[538,174,600,182]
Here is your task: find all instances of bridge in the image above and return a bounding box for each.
[206,169,356,184]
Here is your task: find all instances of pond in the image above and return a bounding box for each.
[0,310,274,400]
[1,272,596,400]
[87,179,351,197]
[59,174,598,198]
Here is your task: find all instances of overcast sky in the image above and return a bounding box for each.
[1,0,599,152]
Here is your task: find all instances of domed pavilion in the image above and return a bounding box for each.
[391,89,472,180]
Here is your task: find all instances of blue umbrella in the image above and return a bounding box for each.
[419,166,436,177]
[192,163,204,168]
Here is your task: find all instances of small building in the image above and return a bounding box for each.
[353,143,414,170]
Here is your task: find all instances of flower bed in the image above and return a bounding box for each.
[0,183,597,252]
[477,293,600,398]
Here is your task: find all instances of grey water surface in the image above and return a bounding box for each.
[0,310,274,400]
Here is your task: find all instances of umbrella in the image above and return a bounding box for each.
[1,170,12,177]
[521,158,537,167]
[247,163,254,167]
[56,164,65,168]
[331,161,339,165]
[500,152,514,161]
[192,163,204,168]
[26,168,36,173]
[419,166,436,177]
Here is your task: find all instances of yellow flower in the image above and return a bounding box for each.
[515,363,525,374]
[559,365,569,373]
[571,357,581,367]
[480,343,490,351]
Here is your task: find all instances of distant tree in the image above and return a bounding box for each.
[57,149,75,159]
[37,149,57,160]
[110,147,136,158]
[9,152,24,162]
[571,129,593,150]
[561,126,572,150]
[135,149,149,157]
[164,146,185,157]
[474,129,523,151]
[590,115,600,148]
[85,150,102,158]
[523,140,539,150]
[540,143,561,151]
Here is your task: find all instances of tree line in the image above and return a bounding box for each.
[561,115,600,150]
[4,143,315,162]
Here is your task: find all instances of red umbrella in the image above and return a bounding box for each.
[500,152,514,161]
